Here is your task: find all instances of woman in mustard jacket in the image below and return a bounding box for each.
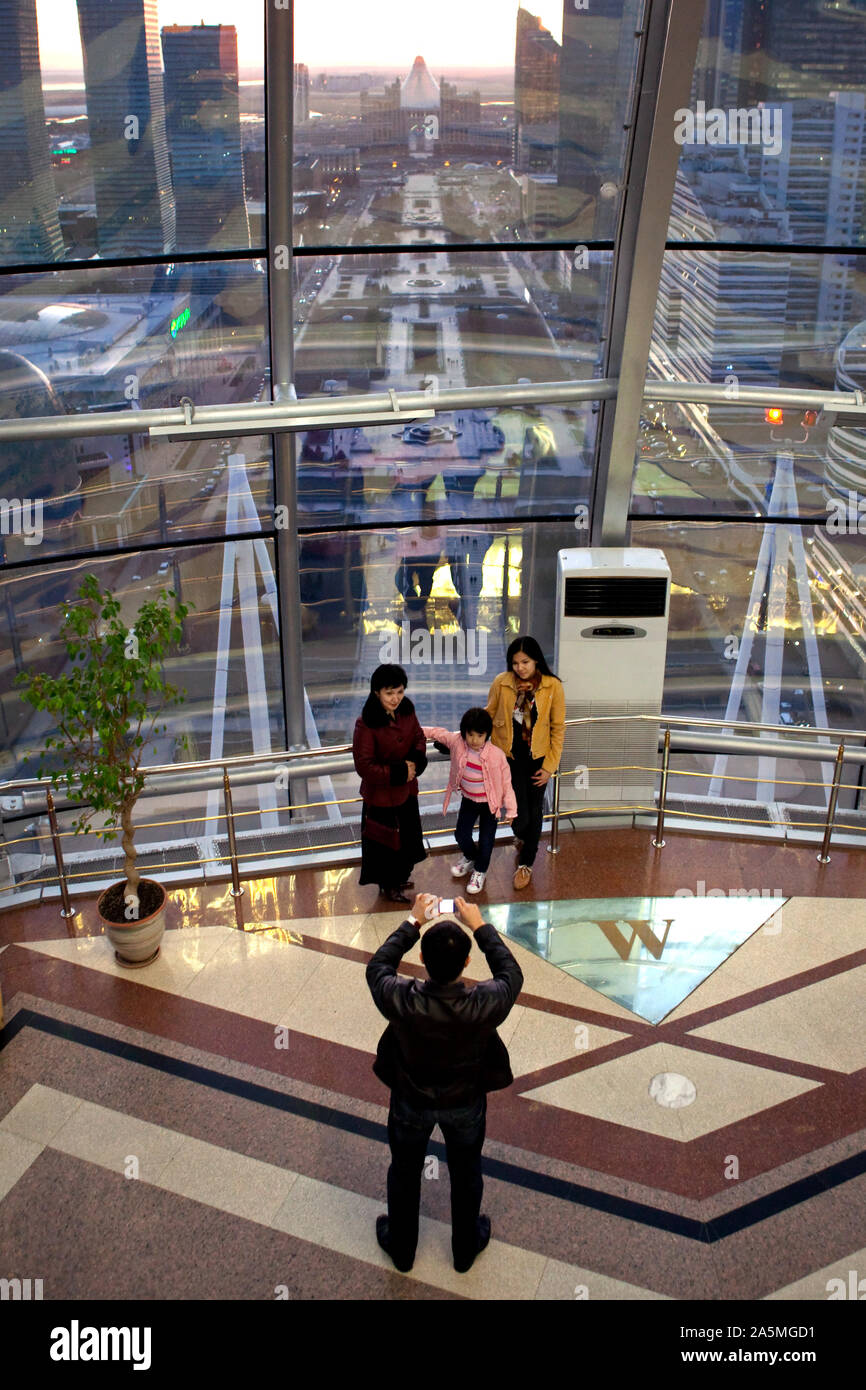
[486,636,565,890]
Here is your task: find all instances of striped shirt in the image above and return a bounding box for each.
[460,755,487,802]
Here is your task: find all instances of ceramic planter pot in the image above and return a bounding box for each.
[97,878,166,968]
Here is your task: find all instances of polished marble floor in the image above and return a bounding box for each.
[1,828,865,1300]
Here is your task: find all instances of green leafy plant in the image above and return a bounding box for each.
[17,574,190,909]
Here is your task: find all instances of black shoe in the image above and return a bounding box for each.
[376,1215,414,1273]
[454,1215,491,1273]
[382,887,411,904]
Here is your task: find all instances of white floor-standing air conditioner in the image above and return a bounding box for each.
[554,548,671,810]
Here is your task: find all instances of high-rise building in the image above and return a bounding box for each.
[77,0,175,256]
[294,63,310,125]
[515,8,560,127]
[557,0,642,238]
[740,0,866,105]
[756,93,866,335]
[692,0,746,109]
[514,8,560,172]
[162,23,250,252]
[0,0,64,261]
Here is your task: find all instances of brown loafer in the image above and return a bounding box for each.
[513,865,532,891]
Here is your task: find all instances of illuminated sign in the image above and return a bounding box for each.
[170,306,191,339]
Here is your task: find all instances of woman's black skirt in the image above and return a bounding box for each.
[359,796,427,889]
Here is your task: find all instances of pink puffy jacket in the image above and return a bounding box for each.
[423,726,518,818]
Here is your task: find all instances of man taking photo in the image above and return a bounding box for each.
[366,893,524,1274]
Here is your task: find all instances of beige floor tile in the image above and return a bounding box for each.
[522,1040,818,1141]
[272,1174,548,1299]
[0,1084,82,1146]
[789,898,866,955]
[534,1256,670,1300]
[664,957,760,1022]
[20,926,235,992]
[283,953,387,1053]
[271,1173,392,1272]
[0,1128,43,1201]
[691,965,866,1073]
[158,1135,299,1227]
[49,1099,186,1182]
[506,1008,631,1081]
[766,1245,866,1300]
[183,930,324,1022]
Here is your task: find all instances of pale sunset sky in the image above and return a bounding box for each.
[34,0,564,75]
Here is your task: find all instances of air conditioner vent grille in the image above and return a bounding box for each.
[563,576,668,618]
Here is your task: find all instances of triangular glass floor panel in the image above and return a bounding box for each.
[485,896,786,1024]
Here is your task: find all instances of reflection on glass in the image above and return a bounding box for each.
[0,259,269,557]
[299,518,581,777]
[635,253,866,519]
[0,1,264,266]
[2,539,284,781]
[631,518,866,809]
[486,895,784,1023]
[679,1,866,249]
[293,247,605,524]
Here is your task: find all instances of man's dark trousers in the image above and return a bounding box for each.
[386,1090,486,1268]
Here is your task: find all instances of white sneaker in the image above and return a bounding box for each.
[467,870,486,895]
[451,856,473,879]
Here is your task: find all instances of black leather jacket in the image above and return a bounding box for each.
[366,919,524,1108]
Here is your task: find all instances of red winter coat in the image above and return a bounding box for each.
[353,695,429,808]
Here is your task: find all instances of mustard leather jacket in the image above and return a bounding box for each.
[485,671,566,774]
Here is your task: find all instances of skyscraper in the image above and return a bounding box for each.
[514,8,560,172]
[739,0,866,105]
[557,0,643,238]
[0,0,64,262]
[294,63,310,125]
[77,0,175,256]
[515,9,560,128]
[162,23,250,252]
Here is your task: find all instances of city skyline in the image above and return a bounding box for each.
[33,0,563,75]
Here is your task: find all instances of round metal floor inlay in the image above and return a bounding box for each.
[648,1072,697,1108]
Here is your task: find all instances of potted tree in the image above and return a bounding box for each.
[18,573,189,967]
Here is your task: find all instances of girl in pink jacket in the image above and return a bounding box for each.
[423,708,517,896]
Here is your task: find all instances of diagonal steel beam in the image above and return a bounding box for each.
[593,0,708,546]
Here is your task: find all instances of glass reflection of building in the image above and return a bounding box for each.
[0,0,64,261]
[77,0,176,255]
[161,23,250,253]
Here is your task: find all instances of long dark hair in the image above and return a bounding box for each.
[505,635,559,679]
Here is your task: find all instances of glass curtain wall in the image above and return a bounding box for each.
[0,0,646,873]
[629,0,866,809]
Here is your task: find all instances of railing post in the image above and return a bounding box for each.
[547,769,562,855]
[817,741,845,864]
[45,788,75,919]
[223,769,244,901]
[653,726,671,848]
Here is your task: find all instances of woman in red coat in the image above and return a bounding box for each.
[353,664,428,904]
